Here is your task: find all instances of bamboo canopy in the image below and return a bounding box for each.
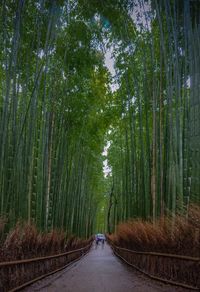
[0,0,199,235]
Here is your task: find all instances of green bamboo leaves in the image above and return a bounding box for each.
[0,0,199,237]
[0,0,111,237]
[106,0,200,231]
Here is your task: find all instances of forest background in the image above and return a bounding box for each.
[0,0,199,239]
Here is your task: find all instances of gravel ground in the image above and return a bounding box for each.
[24,243,191,292]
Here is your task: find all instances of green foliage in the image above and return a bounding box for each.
[0,0,114,237]
[0,0,199,238]
[105,0,200,231]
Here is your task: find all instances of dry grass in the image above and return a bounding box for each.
[108,204,200,257]
[0,222,92,262]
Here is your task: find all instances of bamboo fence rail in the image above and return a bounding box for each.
[0,243,92,291]
[110,243,200,290]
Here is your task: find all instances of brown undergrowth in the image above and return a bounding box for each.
[0,222,92,262]
[108,204,200,257]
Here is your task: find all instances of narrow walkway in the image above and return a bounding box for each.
[25,243,186,292]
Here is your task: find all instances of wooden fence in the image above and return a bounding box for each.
[0,243,92,291]
[111,244,200,290]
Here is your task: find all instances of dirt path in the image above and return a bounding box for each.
[25,243,188,292]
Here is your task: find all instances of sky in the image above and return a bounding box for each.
[102,44,115,178]
[102,141,112,177]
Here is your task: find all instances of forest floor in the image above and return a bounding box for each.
[24,243,190,292]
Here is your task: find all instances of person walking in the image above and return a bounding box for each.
[95,234,100,249]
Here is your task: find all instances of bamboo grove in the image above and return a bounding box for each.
[106,0,200,231]
[0,1,200,236]
[0,0,114,236]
